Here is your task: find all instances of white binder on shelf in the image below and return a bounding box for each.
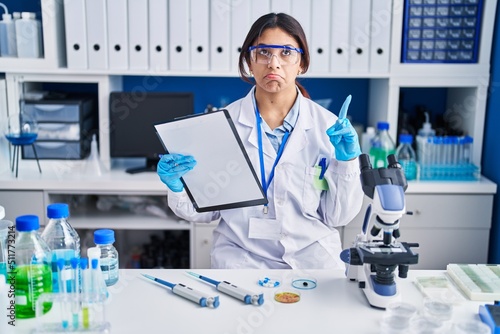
[63,0,88,69]
[169,0,190,71]
[149,0,168,72]
[190,0,209,72]
[107,0,129,70]
[230,0,251,73]
[291,0,311,47]
[369,0,392,73]
[85,0,108,69]
[330,0,350,73]
[210,1,231,72]
[271,0,291,13]
[128,0,149,70]
[349,0,371,73]
[250,0,270,24]
[309,0,330,74]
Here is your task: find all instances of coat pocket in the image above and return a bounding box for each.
[302,166,323,216]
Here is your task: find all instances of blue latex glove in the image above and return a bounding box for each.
[326,95,362,161]
[157,154,197,192]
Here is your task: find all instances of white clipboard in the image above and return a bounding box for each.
[154,109,268,212]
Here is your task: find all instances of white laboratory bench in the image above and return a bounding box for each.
[13,269,490,334]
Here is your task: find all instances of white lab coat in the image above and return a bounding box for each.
[167,87,363,269]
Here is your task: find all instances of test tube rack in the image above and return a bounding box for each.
[34,292,110,333]
[417,135,480,181]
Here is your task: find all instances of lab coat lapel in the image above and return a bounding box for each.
[238,89,276,159]
[281,96,312,161]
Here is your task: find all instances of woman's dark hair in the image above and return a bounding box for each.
[238,13,310,98]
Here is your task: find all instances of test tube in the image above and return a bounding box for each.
[80,258,90,330]
[70,257,80,329]
[451,136,459,165]
[57,258,70,329]
[463,136,473,165]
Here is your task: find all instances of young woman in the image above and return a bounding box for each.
[157,13,363,269]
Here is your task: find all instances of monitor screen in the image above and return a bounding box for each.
[109,92,194,173]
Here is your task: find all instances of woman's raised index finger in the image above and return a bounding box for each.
[338,95,352,120]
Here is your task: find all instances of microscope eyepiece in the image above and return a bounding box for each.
[387,154,400,169]
[359,154,372,171]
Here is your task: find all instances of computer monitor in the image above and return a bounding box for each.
[109,92,194,174]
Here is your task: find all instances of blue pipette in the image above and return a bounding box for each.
[187,272,264,306]
[141,274,219,308]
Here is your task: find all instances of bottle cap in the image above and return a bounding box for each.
[2,13,12,21]
[80,258,88,270]
[21,12,34,19]
[47,203,70,219]
[399,134,413,144]
[94,229,115,244]
[366,126,375,135]
[463,135,473,144]
[15,215,40,232]
[377,121,389,130]
[0,205,4,219]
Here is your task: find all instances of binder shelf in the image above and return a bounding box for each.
[402,0,483,63]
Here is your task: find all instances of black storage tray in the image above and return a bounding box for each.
[23,98,95,123]
[22,139,91,160]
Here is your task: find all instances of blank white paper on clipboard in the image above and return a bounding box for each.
[154,109,268,212]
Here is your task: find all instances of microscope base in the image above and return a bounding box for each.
[359,264,401,309]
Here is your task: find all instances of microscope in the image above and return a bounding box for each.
[342,153,419,309]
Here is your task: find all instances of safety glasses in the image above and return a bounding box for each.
[248,44,303,66]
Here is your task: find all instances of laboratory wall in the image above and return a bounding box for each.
[484,3,500,264]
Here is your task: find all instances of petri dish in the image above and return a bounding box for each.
[422,298,453,322]
[291,276,317,290]
[409,315,443,333]
[385,301,418,319]
[274,290,301,304]
[454,319,490,334]
[258,276,281,288]
[380,314,410,334]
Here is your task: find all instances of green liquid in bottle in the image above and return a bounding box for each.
[369,147,396,168]
[15,264,53,318]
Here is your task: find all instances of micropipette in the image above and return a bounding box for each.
[141,273,220,308]
[187,272,264,306]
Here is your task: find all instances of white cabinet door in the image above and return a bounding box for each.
[343,194,494,270]
[192,221,218,269]
[0,191,45,223]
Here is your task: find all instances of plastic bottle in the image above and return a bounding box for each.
[14,215,52,319]
[84,134,104,176]
[15,12,42,58]
[0,9,18,57]
[361,126,376,154]
[396,134,418,181]
[416,112,436,165]
[369,121,396,168]
[41,203,80,293]
[94,229,119,286]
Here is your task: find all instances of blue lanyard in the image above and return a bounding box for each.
[254,106,291,213]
